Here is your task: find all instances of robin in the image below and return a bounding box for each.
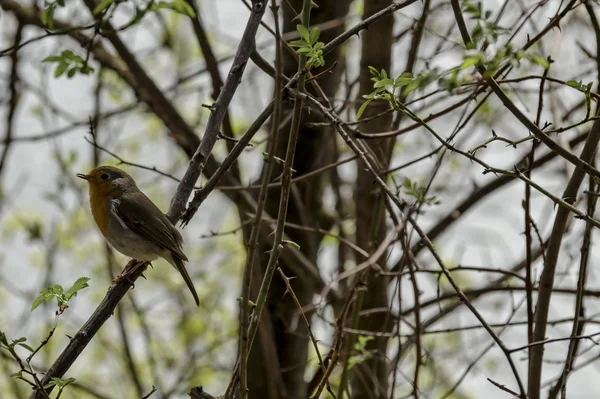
[77,165,199,306]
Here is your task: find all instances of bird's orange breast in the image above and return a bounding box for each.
[88,184,118,237]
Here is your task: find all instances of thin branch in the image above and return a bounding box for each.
[238,1,283,397]
[0,22,22,179]
[509,331,600,354]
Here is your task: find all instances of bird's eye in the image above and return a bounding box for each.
[100,173,110,181]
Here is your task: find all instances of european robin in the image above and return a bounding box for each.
[77,165,199,306]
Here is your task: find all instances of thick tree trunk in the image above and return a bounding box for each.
[351,0,395,398]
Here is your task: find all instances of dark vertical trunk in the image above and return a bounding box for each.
[352,0,395,398]
[245,1,351,398]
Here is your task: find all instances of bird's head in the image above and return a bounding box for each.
[77,166,138,199]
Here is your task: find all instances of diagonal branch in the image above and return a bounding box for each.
[0,22,22,182]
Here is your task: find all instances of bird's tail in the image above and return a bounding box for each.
[171,255,200,306]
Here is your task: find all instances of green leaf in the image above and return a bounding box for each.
[31,290,54,311]
[61,50,80,62]
[527,53,549,69]
[355,335,374,350]
[356,99,373,120]
[461,53,483,69]
[373,78,393,89]
[52,284,64,295]
[93,0,115,15]
[18,342,35,352]
[309,27,319,44]
[152,1,196,17]
[54,62,69,78]
[281,240,301,250]
[80,65,94,75]
[402,79,421,96]
[42,55,63,63]
[40,6,55,30]
[297,24,310,43]
[289,40,307,47]
[394,72,414,86]
[65,277,91,299]
[11,371,23,379]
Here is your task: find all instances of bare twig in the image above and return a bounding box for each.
[0,22,22,179]
[238,1,283,397]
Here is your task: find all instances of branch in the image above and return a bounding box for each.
[0,21,22,181]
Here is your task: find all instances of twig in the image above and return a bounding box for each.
[509,331,600,353]
[309,282,355,399]
[216,155,358,192]
[140,386,157,399]
[238,1,282,397]
[487,378,520,397]
[0,22,22,178]
[83,136,195,187]
[277,268,328,383]
[526,107,600,398]
[180,100,276,225]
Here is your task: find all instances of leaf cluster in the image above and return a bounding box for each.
[40,0,65,30]
[402,177,440,206]
[31,277,91,312]
[463,1,509,48]
[94,0,196,20]
[566,80,595,119]
[290,25,325,70]
[357,67,437,119]
[43,50,94,78]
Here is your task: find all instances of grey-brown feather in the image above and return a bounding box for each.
[110,190,198,306]
[115,192,188,261]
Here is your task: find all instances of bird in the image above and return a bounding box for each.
[77,165,200,306]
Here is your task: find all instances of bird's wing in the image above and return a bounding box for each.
[113,192,188,261]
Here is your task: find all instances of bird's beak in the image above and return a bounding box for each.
[76,173,91,180]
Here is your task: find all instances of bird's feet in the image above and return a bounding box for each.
[112,259,148,286]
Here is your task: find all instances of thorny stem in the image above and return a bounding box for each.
[238,1,284,398]
[226,0,312,397]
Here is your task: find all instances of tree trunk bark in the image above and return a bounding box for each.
[245,1,351,398]
[352,0,395,397]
